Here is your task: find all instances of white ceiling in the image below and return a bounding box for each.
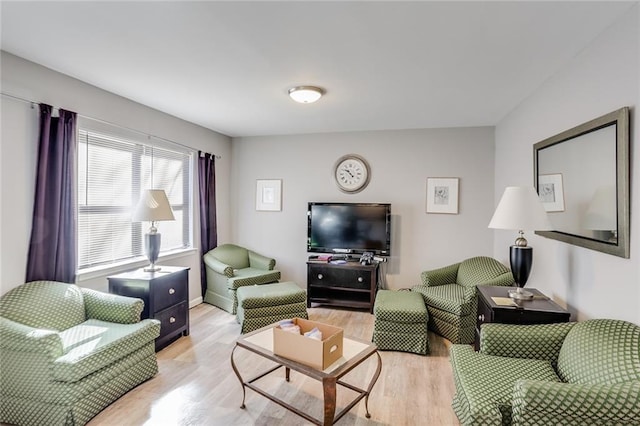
[1,1,634,137]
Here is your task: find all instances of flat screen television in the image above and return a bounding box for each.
[307,202,391,256]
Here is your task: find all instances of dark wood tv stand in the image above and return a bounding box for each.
[307,261,378,313]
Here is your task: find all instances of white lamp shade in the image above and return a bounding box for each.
[488,186,553,231]
[288,86,324,103]
[132,189,175,222]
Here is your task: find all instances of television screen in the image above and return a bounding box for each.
[307,202,391,255]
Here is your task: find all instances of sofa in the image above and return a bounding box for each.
[411,256,514,344]
[450,319,640,425]
[203,243,281,314]
[0,280,161,426]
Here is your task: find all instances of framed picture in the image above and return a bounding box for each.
[256,179,282,211]
[538,173,565,212]
[426,177,459,214]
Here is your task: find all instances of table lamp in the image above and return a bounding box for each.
[488,186,552,299]
[132,189,175,272]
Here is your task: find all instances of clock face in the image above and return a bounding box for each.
[334,155,370,193]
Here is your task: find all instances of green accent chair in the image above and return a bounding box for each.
[236,281,308,333]
[203,243,281,314]
[411,256,514,344]
[372,290,430,355]
[0,280,161,426]
[450,319,640,425]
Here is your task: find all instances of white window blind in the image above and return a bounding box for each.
[77,128,192,270]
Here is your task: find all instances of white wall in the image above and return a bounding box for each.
[494,7,640,325]
[231,127,497,289]
[0,52,232,306]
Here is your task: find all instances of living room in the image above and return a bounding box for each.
[1,2,639,425]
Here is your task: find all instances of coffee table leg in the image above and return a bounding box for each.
[322,377,337,426]
[229,345,247,409]
[285,367,290,382]
[364,351,383,418]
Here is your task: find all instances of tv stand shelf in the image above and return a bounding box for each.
[307,261,378,313]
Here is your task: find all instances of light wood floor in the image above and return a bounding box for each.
[88,304,461,426]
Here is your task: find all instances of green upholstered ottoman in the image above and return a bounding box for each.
[236,281,308,333]
[372,290,430,355]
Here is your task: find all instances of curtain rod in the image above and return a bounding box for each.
[1,91,222,159]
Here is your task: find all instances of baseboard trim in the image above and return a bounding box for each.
[189,296,203,309]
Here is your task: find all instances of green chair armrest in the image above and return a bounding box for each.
[480,322,575,365]
[0,317,62,358]
[81,288,144,324]
[420,262,460,287]
[513,380,640,424]
[204,253,234,277]
[248,250,276,270]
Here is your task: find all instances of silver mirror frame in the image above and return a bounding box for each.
[533,107,630,258]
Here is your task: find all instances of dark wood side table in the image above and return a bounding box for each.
[108,266,190,351]
[475,286,571,351]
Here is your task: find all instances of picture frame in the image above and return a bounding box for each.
[538,173,565,212]
[426,177,459,214]
[256,179,282,211]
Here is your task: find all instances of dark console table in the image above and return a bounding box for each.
[307,261,378,313]
[475,285,571,350]
[108,266,190,351]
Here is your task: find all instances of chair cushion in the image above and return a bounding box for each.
[0,281,85,331]
[417,284,474,316]
[557,319,640,385]
[53,318,160,382]
[228,268,281,290]
[457,256,510,288]
[236,282,306,309]
[451,345,561,425]
[374,290,428,323]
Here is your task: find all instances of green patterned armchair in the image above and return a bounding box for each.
[450,319,640,425]
[411,256,514,344]
[203,243,281,314]
[0,280,161,426]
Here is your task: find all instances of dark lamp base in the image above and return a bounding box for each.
[144,233,162,272]
[509,245,533,299]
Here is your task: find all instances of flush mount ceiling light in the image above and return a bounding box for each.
[288,86,324,103]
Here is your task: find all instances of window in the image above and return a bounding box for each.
[77,127,192,271]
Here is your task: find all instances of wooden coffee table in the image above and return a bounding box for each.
[230,325,382,425]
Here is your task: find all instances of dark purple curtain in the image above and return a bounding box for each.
[198,152,218,297]
[26,104,77,283]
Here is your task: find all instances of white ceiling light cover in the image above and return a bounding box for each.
[288,86,324,103]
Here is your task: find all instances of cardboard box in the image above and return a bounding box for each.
[273,318,344,370]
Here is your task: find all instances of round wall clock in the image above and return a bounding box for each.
[334,154,371,194]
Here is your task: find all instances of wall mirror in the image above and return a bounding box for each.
[533,107,630,258]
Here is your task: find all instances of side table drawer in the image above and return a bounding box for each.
[308,265,372,290]
[477,294,492,327]
[494,308,570,325]
[154,272,188,312]
[155,302,188,337]
[475,294,493,350]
